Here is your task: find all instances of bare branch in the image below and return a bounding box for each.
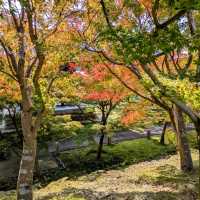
[99,0,113,29]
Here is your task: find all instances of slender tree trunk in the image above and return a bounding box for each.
[97,106,107,160]
[107,137,112,145]
[193,120,200,150]
[172,105,193,172]
[17,110,37,200]
[97,130,105,160]
[160,121,169,145]
[196,51,200,81]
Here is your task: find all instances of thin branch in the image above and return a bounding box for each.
[152,0,186,30]
[47,75,59,94]
[181,54,193,76]
[157,10,187,30]
[170,52,181,73]
[83,43,124,65]
[0,37,18,73]
[152,60,162,73]
[152,0,160,27]
[0,69,18,82]
[101,60,154,103]
[8,0,20,31]
[187,11,196,35]
[26,57,37,77]
[164,55,171,74]
[99,0,113,29]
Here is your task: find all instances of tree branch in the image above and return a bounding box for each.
[99,0,113,29]
[157,9,187,30]
[152,0,186,30]
[0,69,18,82]
[0,37,18,74]
[101,60,154,103]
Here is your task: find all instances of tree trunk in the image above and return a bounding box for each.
[17,111,37,200]
[160,122,169,145]
[107,137,112,145]
[34,147,41,181]
[97,131,105,160]
[193,120,200,150]
[97,106,107,160]
[172,105,193,172]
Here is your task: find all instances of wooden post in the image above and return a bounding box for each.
[147,130,151,140]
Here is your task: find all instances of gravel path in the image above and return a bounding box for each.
[48,124,194,153]
[48,126,165,153]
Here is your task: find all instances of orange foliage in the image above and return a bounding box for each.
[80,63,130,104]
[0,77,21,103]
[83,89,126,103]
[121,110,144,126]
[138,0,152,10]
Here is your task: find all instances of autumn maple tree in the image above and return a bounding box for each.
[70,0,200,172]
[79,64,131,159]
[0,1,82,199]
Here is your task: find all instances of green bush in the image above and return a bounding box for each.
[165,130,198,149]
[39,115,83,141]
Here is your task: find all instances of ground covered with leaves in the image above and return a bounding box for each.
[0,148,198,200]
[37,150,199,200]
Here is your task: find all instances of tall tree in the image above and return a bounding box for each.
[80,64,131,159]
[0,1,78,199]
[72,0,198,171]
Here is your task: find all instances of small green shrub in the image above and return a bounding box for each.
[165,130,198,149]
[39,115,83,141]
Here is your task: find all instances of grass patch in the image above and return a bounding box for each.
[0,138,198,200]
[61,138,176,171]
[40,138,176,184]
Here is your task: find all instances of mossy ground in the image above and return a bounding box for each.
[35,149,199,200]
[39,137,176,184]
[0,135,198,200]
